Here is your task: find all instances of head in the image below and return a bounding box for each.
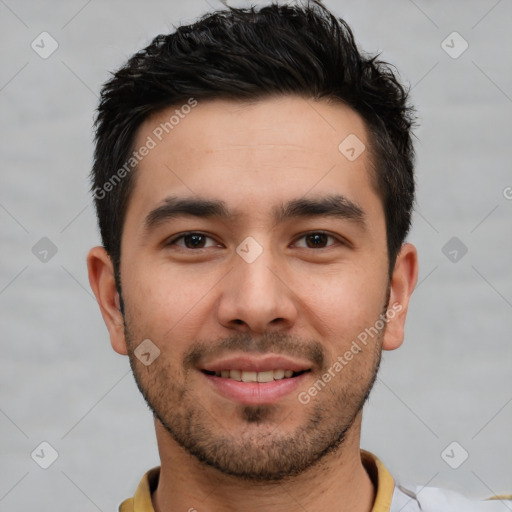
[88,1,418,481]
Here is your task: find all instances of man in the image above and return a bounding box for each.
[86,2,510,511]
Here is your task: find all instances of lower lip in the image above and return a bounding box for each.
[202,372,309,405]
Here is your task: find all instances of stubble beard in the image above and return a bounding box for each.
[124,319,384,482]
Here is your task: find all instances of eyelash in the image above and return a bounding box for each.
[166,231,344,250]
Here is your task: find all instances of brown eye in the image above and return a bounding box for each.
[168,232,217,249]
[183,234,207,248]
[295,231,338,249]
[306,233,328,248]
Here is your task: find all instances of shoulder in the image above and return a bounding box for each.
[117,466,160,512]
[392,484,512,512]
[118,497,134,512]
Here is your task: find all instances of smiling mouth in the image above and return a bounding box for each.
[201,369,310,382]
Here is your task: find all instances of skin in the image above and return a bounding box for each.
[88,95,418,512]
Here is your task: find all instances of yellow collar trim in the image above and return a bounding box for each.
[360,449,395,512]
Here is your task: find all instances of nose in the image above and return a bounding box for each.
[216,248,299,334]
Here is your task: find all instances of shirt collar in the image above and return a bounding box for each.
[119,450,395,512]
[361,449,396,512]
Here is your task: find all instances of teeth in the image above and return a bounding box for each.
[257,370,274,383]
[230,369,242,381]
[241,371,257,383]
[273,369,285,379]
[212,369,301,381]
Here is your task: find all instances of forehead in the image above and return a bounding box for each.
[138,95,369,167]
[125,95,382,229]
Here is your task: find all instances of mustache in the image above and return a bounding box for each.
[183,331,326,371]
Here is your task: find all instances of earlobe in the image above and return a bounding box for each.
[87,246,128,355]
[382,243,419,351]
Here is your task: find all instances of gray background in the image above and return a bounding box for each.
[1,0,511,510]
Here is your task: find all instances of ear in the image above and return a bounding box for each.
[382,243,419,351]
[87,246,128,355]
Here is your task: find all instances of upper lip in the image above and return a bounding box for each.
[201,354,312,373]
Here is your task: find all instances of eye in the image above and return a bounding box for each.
[166,231,343,251]
[167,232,219,249]
[294,231,340,249]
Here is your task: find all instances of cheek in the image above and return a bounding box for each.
[123,260,219,341]
[300,266,388,350]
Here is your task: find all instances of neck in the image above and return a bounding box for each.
[151,413,376,512]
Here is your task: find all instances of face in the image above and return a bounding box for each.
[89,95,417,481]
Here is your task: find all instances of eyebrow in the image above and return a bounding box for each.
[143,194,366,233]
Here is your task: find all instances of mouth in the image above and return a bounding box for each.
[201,369,310,382]
[199,355,313,405]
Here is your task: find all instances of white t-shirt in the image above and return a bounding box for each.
[391,483,512,511]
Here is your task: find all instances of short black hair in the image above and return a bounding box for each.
[91,1,416,306]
